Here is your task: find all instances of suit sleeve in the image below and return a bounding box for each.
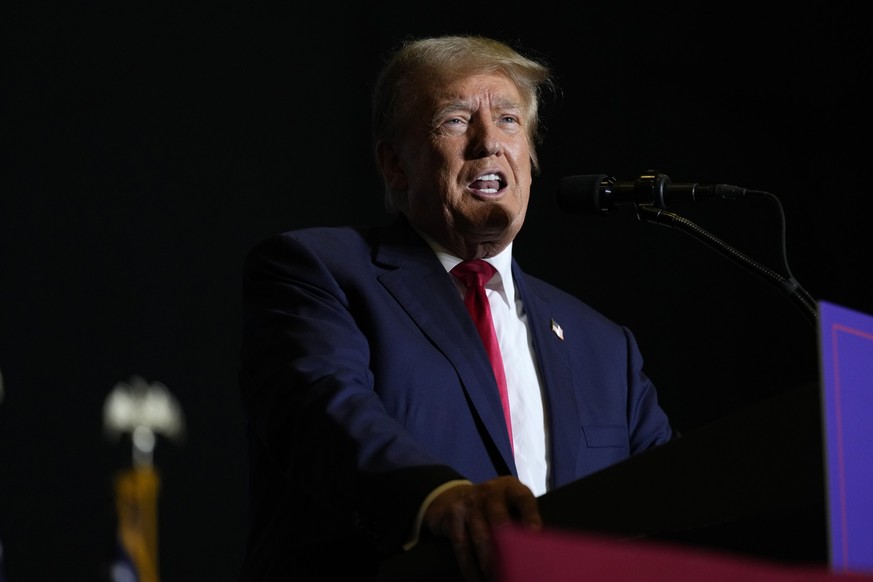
[621,324,676,451]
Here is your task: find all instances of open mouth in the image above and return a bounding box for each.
[469,173,505,195]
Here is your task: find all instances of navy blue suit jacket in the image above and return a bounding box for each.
[238,217,674,580]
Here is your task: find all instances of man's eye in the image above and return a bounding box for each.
[439,117,468,133]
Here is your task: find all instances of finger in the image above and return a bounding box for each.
[480,488,513,527]
[505,485,542,529]
[448,507,482,582]
[428,488,481,581]
[466,499,495,575]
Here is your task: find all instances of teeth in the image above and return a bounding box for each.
[480,189,498,194]
[477,173,500,181]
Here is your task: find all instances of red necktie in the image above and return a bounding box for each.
[451,260,513,450]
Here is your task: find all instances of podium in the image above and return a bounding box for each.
[537,381,826,561]
[378,381,827,581]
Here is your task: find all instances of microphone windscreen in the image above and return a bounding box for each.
[557,174,608,214]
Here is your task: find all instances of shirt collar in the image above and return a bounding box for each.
[415,229,515,310]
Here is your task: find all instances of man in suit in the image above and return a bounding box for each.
[238,35,675,581]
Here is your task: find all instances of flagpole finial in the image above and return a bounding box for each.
[103,375,185,467]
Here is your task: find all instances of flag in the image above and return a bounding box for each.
[110,465,161,582]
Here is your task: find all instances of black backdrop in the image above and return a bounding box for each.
[2,4,871,581]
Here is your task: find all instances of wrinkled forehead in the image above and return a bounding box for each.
[435,72,522,102]
[411,71,525,118]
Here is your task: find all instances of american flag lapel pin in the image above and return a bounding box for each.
[550,318,564,340]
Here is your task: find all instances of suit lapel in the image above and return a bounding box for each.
[374,220,516,474]
[512,262,581,489]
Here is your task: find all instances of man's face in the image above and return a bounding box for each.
[381,72,533,259]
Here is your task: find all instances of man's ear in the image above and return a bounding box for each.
[375,140,408,190]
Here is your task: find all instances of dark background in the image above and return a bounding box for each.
[2,4,870,581]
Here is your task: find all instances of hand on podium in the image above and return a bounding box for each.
[423,476,542,581]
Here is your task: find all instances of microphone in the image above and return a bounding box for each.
[557,171,748,215]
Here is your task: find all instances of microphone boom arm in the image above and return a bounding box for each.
[635,199,819,327]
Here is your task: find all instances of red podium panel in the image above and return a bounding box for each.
[494,524,873,582]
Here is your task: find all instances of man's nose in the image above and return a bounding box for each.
[468,122,503,158]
